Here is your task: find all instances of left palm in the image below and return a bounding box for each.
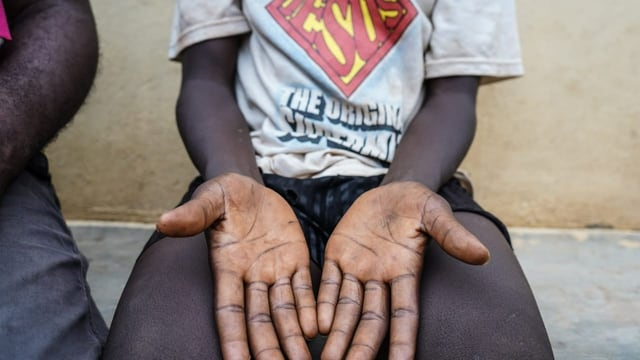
[317,181,490,359]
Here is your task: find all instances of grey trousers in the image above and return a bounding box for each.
[0,154,107,359]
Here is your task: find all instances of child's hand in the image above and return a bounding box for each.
[318,182,489,359]
[157,173,317,360]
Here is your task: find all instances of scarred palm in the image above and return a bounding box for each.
[318,181,490,360]
[157,173,317,360]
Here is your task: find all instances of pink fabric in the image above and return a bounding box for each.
[0,1,11,40]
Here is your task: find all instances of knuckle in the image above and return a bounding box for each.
[337,296,361,306]
[253,347,282,360]
[216,304,244,314]
[361,310,386,322]
[391,307,418,318]
[272,302,296,312]
[248,312,272,323]
[349,343,377,356]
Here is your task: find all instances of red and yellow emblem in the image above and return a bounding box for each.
[267,0,418,97]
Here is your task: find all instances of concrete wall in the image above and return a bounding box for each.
[45,0,640,229]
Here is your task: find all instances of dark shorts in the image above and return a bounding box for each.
[145,174,510,266]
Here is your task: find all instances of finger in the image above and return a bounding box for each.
[156,181,225,237]
[292,268,318,338]
[270,278,311,360]
[317,260,342,333]
[214,270,251,360]
[421,192,490,265]
[246,281,284,360]
[346,280,389,359]
[389,274,419,359]
[321,274,363,360]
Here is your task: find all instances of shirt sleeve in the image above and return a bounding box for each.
[425,0,524,83]
[168,0,250,60]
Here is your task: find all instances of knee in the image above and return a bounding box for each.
[415,280,553,359]
[416,213,553,359]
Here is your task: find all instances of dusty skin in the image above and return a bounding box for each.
[318,181,489,359]
[157,174,489,360]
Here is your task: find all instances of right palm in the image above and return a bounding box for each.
[157,173,317,360]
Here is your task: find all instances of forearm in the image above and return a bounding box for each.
[176,38,262,183]
[382,76,479,190]
[176,80,261,182]
[0,0,98,193]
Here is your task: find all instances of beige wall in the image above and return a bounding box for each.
[46,0,640,229]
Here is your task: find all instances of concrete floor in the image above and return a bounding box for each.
[72,222,640,359]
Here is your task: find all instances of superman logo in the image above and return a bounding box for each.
[267,0,418,97]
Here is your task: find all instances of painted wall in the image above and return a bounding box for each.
[45,0,640,229]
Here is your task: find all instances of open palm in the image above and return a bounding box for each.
[317,181,490,359]
[157,173,317,360]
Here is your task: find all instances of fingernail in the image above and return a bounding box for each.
[482,252,491,266]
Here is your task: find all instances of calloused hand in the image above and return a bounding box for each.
[317,181,490,359]
[157,173,317,360]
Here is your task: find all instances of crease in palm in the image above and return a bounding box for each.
[157,175,489,360]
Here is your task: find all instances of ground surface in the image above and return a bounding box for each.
[72,222,640,359]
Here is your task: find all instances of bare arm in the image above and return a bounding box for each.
[161,38,317,359]
[382,76,479,189]
[318,77,488,359]
[0,0,98,195]
[176,37,262,182]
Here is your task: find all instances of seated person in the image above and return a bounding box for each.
[0,0,106,358]
[104,0,553,358]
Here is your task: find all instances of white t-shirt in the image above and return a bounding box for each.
[169,0,523,178]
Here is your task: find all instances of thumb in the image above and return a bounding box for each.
[421,193,490,265]
[156,181,225,237]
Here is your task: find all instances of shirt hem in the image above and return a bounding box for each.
[425,59,524,83]
[169,17,250,60]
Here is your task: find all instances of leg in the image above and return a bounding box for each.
[103,234,222,359]
[0,170,107,359]
[416,212,553,359]
[105,234,330,359]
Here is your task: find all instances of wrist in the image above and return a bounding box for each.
[381,169,442,191]
[203,163,263,185]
